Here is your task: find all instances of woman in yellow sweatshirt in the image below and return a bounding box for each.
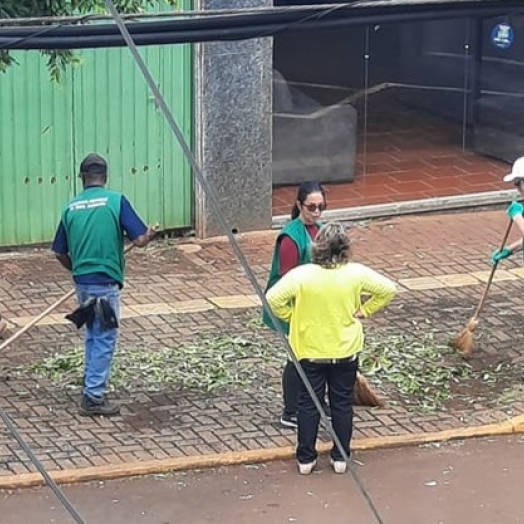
[266,222,396,475]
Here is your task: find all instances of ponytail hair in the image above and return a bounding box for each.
[290,181,326,219]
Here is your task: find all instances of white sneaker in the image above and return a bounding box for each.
[330,459,347,474]
[297,460,316,475]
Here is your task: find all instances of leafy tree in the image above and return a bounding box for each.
[0,1,176,80]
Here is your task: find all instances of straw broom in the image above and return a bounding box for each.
[354,372,384,407]
[351,305,385,408]
[451,219,513,358]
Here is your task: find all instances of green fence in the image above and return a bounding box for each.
[0,41,193,247]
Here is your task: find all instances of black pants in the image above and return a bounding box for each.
[282,360,301,416]
[296,358,358,464]
[282,360,331,416]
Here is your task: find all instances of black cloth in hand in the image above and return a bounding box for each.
[66,297,118,330]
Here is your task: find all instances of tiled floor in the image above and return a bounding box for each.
[272,94,511,216]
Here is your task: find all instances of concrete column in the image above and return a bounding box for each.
[194,0,273,238]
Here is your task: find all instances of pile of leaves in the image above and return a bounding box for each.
[2,333,281,394]
[359,329,512,411]
[0,319,514,412]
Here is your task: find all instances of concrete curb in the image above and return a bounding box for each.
[272,189,516,229]
[1,414,523,490]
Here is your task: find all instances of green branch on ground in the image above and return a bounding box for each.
[360,329,512,412]
[0,317,515,413]
[2,334,280,393]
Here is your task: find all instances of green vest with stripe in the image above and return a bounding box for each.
[263,218,316,334]
[61,187,125,285]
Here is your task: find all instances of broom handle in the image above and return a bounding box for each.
[474,218,514,319]
[0,289,77,353]
[0,243,135,354]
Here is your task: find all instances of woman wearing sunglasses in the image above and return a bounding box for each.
[263,181,327,429]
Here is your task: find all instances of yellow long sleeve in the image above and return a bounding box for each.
[266,271,297,323]
[358,267,397,318]
[265,262,396,360]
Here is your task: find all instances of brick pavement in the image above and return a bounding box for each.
[1,208,524,477]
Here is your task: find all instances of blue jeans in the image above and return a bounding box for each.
[75,283,120,401]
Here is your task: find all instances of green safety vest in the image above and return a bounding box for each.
[61,187,125,285]
[263,218,317,334]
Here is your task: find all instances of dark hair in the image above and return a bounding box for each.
[79,153,107,177]
[291,181,326,219]
[312,222,351,267]
[79,153,107,187]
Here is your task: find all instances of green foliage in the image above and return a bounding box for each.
[0,1,176,18]
[360,329,512,412]
[0,1,177,81]
[0,312,514,413]
[4,334,280,393]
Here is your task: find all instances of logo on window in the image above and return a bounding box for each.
[491,22,514,50]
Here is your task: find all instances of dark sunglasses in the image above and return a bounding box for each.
[514,179,524,187]
[302,203,326,212]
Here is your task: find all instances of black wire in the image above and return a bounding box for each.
[0,405,87,524]
[0,23,61,49]
[250,3,352,40]
[0,14,95,50]
[1,3,524,50]
[104,1,386,523]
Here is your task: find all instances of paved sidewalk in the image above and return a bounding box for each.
[4,436,524,524]
[1,208,524,477]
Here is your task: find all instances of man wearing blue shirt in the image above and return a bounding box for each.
[52,153,154,416]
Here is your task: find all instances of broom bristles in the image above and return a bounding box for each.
[450,316,478,358]
[354,372,384,408]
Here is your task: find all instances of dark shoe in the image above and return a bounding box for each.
[79,395,120,417]
[280,412,298,429]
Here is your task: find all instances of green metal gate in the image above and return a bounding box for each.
[0,53,74,246]
[0,43,193,247]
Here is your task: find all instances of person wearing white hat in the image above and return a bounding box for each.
[491,157,524,265]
